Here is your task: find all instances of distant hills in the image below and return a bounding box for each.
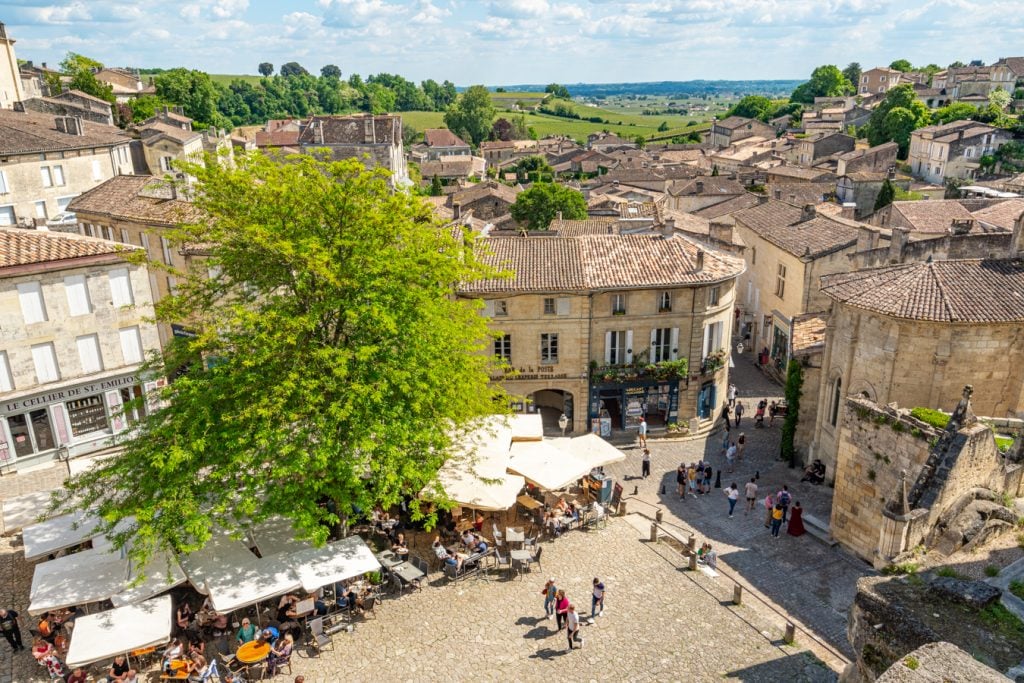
[489,80,803,98]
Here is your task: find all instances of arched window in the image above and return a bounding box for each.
[829,376,842,427]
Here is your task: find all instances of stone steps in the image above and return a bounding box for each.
[802,512,838,547]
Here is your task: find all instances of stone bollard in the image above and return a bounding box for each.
[619,500,627,516]
[784,622,796,644]
[733,583,742,605]
[688,552,697,571]
[650,522,658,543]
[655,508,663,523]
[687,535,696,554]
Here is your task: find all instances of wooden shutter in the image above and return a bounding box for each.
[625,330,633,363]
[670,327,679,360]
[604,331,612,364]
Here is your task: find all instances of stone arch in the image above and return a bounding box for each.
[531,388,575,434]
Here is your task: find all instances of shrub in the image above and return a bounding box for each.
[935,566,965,579]
[1010,579,1024,600]
[883,561,919,575]
[910,407,950,430]
[903,656,919,670]
[985,565,1000,577]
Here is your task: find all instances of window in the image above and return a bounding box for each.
[964,148,973,159]
[0,170,9,194]
[775,263,787,299]
[543,298,555,315]
[64,274,92,316]
[160,156,173,172]
[540,333,558,364]
[829,376,842,427]
[31,342,60,383]
[140,232,150,253]
[658,291,672,312]
[751,246,756,265]
[0,205,14,226]
[611,293,626,315]
[0,351,13,392]
[56,195,73,212]
[605,330,628,365]
[708,286,720,307]
[650,327,676,363]
[494,300,508,316]
[494,334,511,362]
[120,228,130,244]
[160,236,173,265]
[109,268,134,307]
[702,321,723,359]
[8,409,56,457]
[119,326,144,364]
[34,200,47,219]
[92,159,103,181]
[66,394,108,436]
[76,334,104,373]
[17,282,47,323]
[40,166,53,188]
[52,165,65,186]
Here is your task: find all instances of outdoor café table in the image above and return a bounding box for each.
[517,495,542,511]
[376,550,403,568]
[161,659,190,680]
[391,561,425,585]
[236,641,271,665]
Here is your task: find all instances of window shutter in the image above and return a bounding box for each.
[649,328,658,359]
[76,334,104,373]
[702,325,712,359]
[556,297,570,315]
[604,331,612,364]
[53,165,64,186]
[625,330,633,363]
[670,327,679,360]
[31,343,60,383]
[0,170,9,194]
[17,282,47,324]
[105,390,127,433]
[64,274,92,316]
[0,351,13,392]
[119,327,144,364]
[481,300,494,317]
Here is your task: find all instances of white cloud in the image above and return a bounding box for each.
[319,0,403,28]
[211,0,249,19]
[411,0,450,24]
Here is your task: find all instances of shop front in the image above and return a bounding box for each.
[588,380,680,437]
[0,372,166,471]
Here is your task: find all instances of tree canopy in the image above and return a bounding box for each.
[931,102,978,125]
[867,84,931,158]
[889,59,913,72]
[59,52,114,104]
[320,64,341,79]
[59,152,506,567]
[727,95,773,121]
[279,61,309,77]
[790,65,853,104]
[842,63,862,89]
[154,68,226,129]
[545,83,571,99]
[510,182,587,230]
[444,85,495,147]
[258,62,273,77]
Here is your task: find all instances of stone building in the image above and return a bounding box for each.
[136,108,233,176]
[836,142,899,177]
[18,90,115,126]
[458,229,744,436]
[67,175,205,348]
[908,121,1012,185]
[0,108,134,227]
[94,68,155,102]
[0,23,24,110]
[446,181,521,224]
[0,228,162,471]
[707,116,776,148]
[297,113,409,186]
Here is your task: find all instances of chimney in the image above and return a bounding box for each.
[758,194,769,204]
[840,202,857,220]
[856,224,878,251]
[695,249,705,271]
[1011,210,1024,256]
[66,116,84,136]
[709,216,734,245]
[695,180,704,194]
[557,211,563,221]
[54,116,67,134]
[889,227,910,263]
[41,62,47,70]
[661,217,676,238]
[774,189,782,200]
[950,218,974,235]
[315,119,324,145]
[364,116,375,144]
[800,204,816,223]
[452,202,461,220]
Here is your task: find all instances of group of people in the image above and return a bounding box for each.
[542,498,580,538]
[764,486,805,538]
[0,607,92,682]
[432,532,488,573]
[676,461,715,498]
[540,577,607,651]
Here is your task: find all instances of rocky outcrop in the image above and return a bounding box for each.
[874,642,1011,682]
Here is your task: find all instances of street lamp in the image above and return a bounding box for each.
[558,413,569,436]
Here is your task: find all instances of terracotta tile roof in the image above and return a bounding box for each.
[61,89,113,106]
[691,193,762,218]
[765,166,834,182]
[297,114,400,145]
[449,181,520,207]
[423,129,469,148]
[0,108,129,155]
[715,116,761,130]
[0,227,128,271]
[765,183,833,205]
[733,200,860,258]
[68,175,204,227]
[889,200,978,234]
[970,199,1024,231]
[254,129,300,147]
[139,121,202,145]
[550,218,619,237]
[461,234,744,294]
[791,312,828,356]
[821,259,1024,323]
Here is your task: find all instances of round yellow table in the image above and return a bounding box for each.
[236,641,271,664]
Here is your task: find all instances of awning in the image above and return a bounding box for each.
[288,535,381,592]
[248,516,312,557]
[508,440,592,491]
[29,548,129,615]
[65,595,172,668]
[22,510,101,561]
[549,433,627,470]
[2,490,55,535]
[433,465,525,511]
[110,549,187,608]
[510,414,544,441]
[202,555,301,613]
[427,415,525,510]
[178,530,258,595]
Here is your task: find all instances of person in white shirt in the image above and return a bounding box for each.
[566,604,581,651]
[727,384,737,407]
[725,482,740,518]
[744,478,758,514]
[591,578,606,617]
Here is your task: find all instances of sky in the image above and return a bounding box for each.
[1,0,1022,85]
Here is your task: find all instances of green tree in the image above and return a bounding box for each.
[491,118,513,141]
[545,83,571,99]
[867,84,930,158]
[258,62,274,77]
[932,102,978,125]
[510,183,587,230]
[948,60,966,69]
[989,87,1012,111]
[727,95,773,121]
[280,62,309,78]
[657,120,669,132]
[443,85,495,147]
[780,360,803,468]
[513,155,552,183]
[58,152,506,567]
[126,94,167,122]
[874,178,896,210]
[510,114,530,140]
[634,134,646,149]
[429,174,443,196]
[889,59,913,72]
[154,68,224,127]
[790,64,854,103]
[59,52,114,103]
[320,64,341,79]
[842,62,862,89]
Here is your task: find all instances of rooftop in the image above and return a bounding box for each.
[423,129,469,148]
[297,114,401,146]
[821,258,1024,323]
[0,108,129,155]
[791,312,828,356]
[68,175,204,227]
[0,227,128,272]
[733,200,862,259]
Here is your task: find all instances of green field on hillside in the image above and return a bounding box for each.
[490,91,549,109]
[211,74,265,86]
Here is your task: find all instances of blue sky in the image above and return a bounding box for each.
[1,0,1022,85]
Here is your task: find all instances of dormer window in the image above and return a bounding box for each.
[658,291,672,312]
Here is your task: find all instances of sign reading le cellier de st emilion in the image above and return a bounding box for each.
[2,375,140,414]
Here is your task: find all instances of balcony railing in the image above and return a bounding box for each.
[590,358,688,384]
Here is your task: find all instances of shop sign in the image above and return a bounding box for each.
[2,375,140,413]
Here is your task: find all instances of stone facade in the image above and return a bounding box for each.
[298,114,409,186]
[908,121,1013,184]
[0,23,23,110]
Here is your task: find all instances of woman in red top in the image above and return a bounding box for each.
[554,590,570,631]
[787,501,806,537]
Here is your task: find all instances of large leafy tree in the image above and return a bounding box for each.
[889,59,913,72]
[444,85,495,147]
[60,153,506,566]
[545,83,571,99]
[842,62,862,89]
[932,102,978,125]
[258,62,274,77]
[59,52,114,103]
[867,84,931,158]
[727,95,773,121]
[154,68,225,128]
[790,65,854,104]
[320,64,341,79]
[279,61,309,78]
[510,183,587,230]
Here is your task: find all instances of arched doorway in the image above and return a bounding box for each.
[531,389,574,435]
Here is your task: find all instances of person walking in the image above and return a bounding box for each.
[727,383,737,407]
[591,578,606,617]
[676,464,687,499]
[736,432,746,461]
[722,402,732,430]
[763,493,775,528]
[566,604,582,651]
[555,590,569,631]
[788,501,806,537]
[734,401,745,427]
[744,477,758,514]
[770,503,784,538]
[777,485,792,523]
[725,441,737,473]
[541,579,558,620]
[0,608,23,652]
[687,462,698,498]
[637,417,648,447]
[702,462,713,495]
[641,448,651,479]
[725,483,739,518]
